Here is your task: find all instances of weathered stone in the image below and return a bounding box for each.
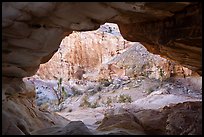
[97,112,145,135]
[2,111,25,135]
[2,2,202,78]
[164,101,202,135]
[2,77,70,134]
[134,109,167,135]
[2,2,202,135]
[31,121,93,135]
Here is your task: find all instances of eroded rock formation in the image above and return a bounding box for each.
[2,2,202,78]
[2,2,202,135]
[31,121,93,135]
[2,77,70,135]
[35,23,194,82]
[36,23,134,81]
[97,101,202,135]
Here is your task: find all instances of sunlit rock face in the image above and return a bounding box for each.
[2,2,202,79]
[35,23,194,82]
[36,23,134,81]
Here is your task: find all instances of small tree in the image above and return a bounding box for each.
[118,94,132,103]
[159,68,164,77]
[79,95,91,107]
[52,78,67,105]
[159,68,164,81]
[106,97,112,106]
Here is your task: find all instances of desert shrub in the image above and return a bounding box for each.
[108,27,112,33]
[52,78,67,105]
[117,94,132,103]
[146,87,154,94]
[159,68,165,81]
[98,95,102,100]
[67,108,73,112]
[106,97,112,106]
[99,78,112,87]
[62,86,67,97]
[140,72,148,77]
[88,88,98,96]
[112,95,118,102]
[159,68,164,77]
[101,99,106,106]
[79,95,91,107]
[39,103,49,110]
[89,101,100,108]
[71,87,83,96]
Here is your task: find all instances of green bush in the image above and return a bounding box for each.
[146,87,154,94]
[79,95,91,107]
[79,95,100,108]
[99,78,112,87]
[62,86,67,97]
[71,87,82,96]
[106,97,112,106]
[98,95,102,100]
[159,68,164,77]
[117,94,132,103]
[89,101,100,108]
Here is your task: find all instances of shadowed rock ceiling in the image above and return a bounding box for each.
[2,2,202,78]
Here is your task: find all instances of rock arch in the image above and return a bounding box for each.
[2,2,202,79]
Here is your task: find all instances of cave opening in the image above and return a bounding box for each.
[3,2,202,135]
[21,23,202,135]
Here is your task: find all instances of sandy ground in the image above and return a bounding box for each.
[53,76,202,134]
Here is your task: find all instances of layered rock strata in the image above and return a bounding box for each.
[2,2,202,78]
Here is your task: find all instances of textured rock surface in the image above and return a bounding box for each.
[31,121,93,135]
[2,77,70,135]
[2,95,70,135]
[2,2,202,135]
[97,101,202,135]
[97,42,193,81]
[35,23,194,82]
[133,109,167,135]
[135,101,202,135]
[97,112,145,135]
[2,111,25,135]
[117,3,202,75]
[164,101,202,135]
[36,23,133,81]
[2,2,202,79]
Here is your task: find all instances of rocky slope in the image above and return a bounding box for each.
[20,22,201,135]
[54,76,202,135]
[36,23,134,81]
[22,73,202,135]
[23,23,195,109]
[35,23,194,82]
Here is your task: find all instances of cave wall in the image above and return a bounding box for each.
[2,2,202,135]
[2,2,202,79]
